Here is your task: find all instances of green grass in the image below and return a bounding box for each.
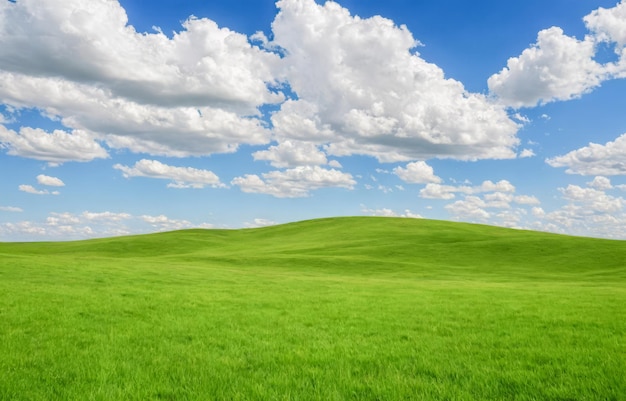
[0,217,624,400]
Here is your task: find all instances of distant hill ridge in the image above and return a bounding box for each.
[1,217,624,282]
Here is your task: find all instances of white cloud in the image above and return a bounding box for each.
[420,180,548,232]
[519,148,535,158]
[268,0,519,162]
[587,176,613,190]
[489,1,626,108]
[546,133,626,175]
[328,160,342,168]
[0,206,22,212]
[114,159,224,189]
[532,207,546,218]
[244,218,278,228]
[419,183,461,200]
[377,185,394,194]
[141,214,195,231]
[252,140,328,167]
[445,196,490,221]
[423,176,626,239]
[585,1,626,46]
[495,209,527,228]
[0,221,48,238]
[18,184,59,195]
[484,192,514,209]
[232,165,355,198]
[37,174,65,187]
[488,27,605,107]
[419,179,515,200]
[478,180,516,193]
[46,212,82,226]
[81,211,132,222]
[0,73,273,157]
[361,206,421,219]
[512,113,530,124]
[559,184,623,213]
[514,195,541,205]
[584,0,626,78]
[0,0,281,158]
[0,210,214,241]
[0,125,108,163]
[0,0,281,110]
[393,161,441,184]
[531,182,626,239]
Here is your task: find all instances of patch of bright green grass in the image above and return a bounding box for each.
[0,217,624,400]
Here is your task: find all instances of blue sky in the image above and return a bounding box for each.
[1,0,626,241]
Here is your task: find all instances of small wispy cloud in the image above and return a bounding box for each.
[0,206,23,212]
[18,184,59,195]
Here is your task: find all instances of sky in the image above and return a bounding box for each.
[1,0,626,241]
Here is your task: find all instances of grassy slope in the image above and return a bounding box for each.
[0,217,624,400]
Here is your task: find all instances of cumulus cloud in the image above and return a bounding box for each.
[0,0,527,163]
[82,211,132,222]
[584,0,626,78]
[0,74,273,157]
[514,195,541,205]
[559,184,623,213]
[252,140,328,167]
[419,183,460,200]
[232,165,355,198]
[419,180,515,200]
[244,218,278,228]
[417,175,625,239]
[114,159,224,189]
[37,174,65,187]
[0,0,280,158]
[0,221,48,238]
[484,192,514,209]
[0,125,108,163]
[546,133,626,175]
[393,161,441,184]
[489,1,626,108]
[268,0,519,162]
[531,181,626,239]
[445,196,490,221]
[418,179,547,231]
[587,176,613,190]
[479,180,516,193]
[141,214,200,231]
[585,1,626,43]
[361,206,422,218]
[488,27,605,107]
[18,184,59,195]
[0,0,281,109]
[0,210,213,241]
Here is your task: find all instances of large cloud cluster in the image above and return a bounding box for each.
[268,0,519,162]
[0,0,280,160]
[0,0,521,170]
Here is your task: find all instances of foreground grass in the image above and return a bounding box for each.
[0,217,624,400]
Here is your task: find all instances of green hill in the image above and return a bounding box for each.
[3,216,624,281]
[1,217,624,400]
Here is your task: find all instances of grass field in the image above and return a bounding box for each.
[0,217,624,400]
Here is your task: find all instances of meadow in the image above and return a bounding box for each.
[0,217,624,400]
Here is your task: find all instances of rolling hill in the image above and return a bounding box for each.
[1,217,624,400]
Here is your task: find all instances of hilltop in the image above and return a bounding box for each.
[2,217,624,282]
